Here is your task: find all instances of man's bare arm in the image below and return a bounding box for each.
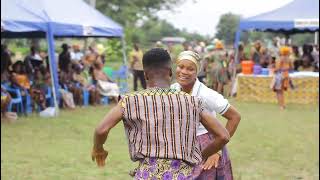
[92,103,123,167]
[93,103,123,150]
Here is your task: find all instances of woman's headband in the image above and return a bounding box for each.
[176,51,201,73]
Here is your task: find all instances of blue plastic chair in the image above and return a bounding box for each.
[116,65,128,94]
[75,83,89,106]
[5,86,24,114]
[101,96,109,105]
[45,87,54,107]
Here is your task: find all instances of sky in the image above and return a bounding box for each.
[157,0,294,36]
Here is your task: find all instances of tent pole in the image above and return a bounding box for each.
[120,36,128,93]
[46,23,59,116]
[121,36,127,65]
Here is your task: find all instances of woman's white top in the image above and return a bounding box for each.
[171,79,230,136]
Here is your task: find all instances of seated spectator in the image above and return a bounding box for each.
[58,70,76,109]
[298,54,315,72]
[291,45,302,71]
[311,45,319,72]
[70,44,84,64]
[72,64,100,106]
[59,64,83,106]
[1,85,17,122]
[92,60,119,102]
[30,66,48,110]
[11,61,31,92]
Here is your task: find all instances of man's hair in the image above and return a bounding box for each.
[142,48,171,70]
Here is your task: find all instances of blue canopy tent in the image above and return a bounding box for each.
[234,0,319,53]
[230,0,319,96]
[1,0,126,115]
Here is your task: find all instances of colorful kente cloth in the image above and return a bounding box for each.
[120,87,204,165]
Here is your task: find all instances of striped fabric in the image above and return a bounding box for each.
[120,87,204,165]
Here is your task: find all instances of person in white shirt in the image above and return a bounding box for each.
[171,51,241,180]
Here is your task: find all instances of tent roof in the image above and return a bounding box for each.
[239,0,319,33]
[1,0,123,38]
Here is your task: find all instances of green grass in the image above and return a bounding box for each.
[1,100,319,180]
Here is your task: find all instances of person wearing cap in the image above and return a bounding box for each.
[271,46,294,110]
[171,51,241,180]
[92,48,230,179]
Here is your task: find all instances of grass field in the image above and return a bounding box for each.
[1,100,319,180]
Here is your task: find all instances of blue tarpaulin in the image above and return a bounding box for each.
[234,0,319,49]
[1,0,124,115]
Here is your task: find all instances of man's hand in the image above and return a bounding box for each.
[201,153,220,170]
[91,147,108,167]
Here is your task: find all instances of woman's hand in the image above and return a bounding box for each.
[201,153,221,170]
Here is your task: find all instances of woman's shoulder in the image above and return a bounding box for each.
[170,82,181,90]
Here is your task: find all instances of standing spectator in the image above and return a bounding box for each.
[212,41,229,95]
[59,43,71,73]
[1,44,12,75]
[271,46,294,110]
[260,47,271,68]
[269,38,280,61]
[24,46,43,80]
[129,43,146,91]
[250,41,262,65]
[1,45,12,84]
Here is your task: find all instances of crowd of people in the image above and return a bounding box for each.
[1,43,120,119]
[159,38,319,110]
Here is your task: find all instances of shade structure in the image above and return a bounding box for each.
[234,0,319,50]
[1,0,125,115]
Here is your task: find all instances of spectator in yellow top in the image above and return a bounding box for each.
[129,43,146,91]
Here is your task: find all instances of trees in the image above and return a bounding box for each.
[96,0,186,27]
[215,13,241,45]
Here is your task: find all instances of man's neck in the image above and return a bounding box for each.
[147,79,170,89]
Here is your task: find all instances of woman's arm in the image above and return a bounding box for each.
[222,105,241,138]
[200,109,230,160]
